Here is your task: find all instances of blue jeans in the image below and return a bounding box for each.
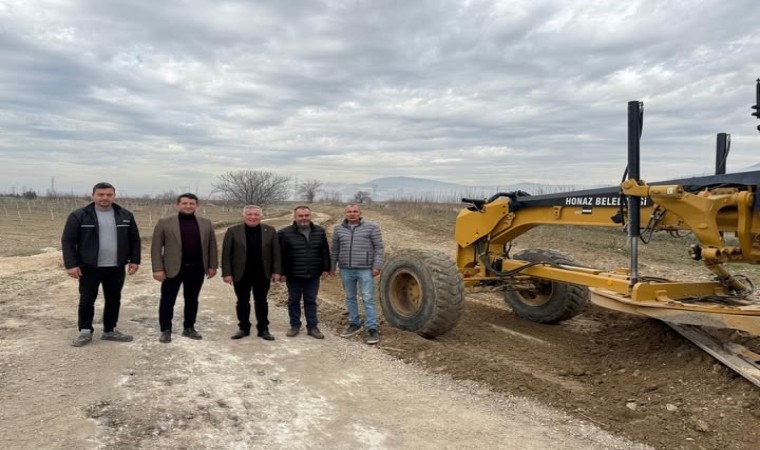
[286,276,320,329]
[339,268,378,330]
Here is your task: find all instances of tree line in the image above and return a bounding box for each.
[3,170,374,206]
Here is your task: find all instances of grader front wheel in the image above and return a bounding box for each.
[379,249,464,338]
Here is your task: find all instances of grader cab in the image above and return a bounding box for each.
[379,79,760,385]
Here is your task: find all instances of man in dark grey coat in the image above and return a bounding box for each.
[330,204,384,345]
[222,205,282,341]
[278,206,331,339]
[61,182,141,347]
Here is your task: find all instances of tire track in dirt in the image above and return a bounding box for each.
[332,205,760,450]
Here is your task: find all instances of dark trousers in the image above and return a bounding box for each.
[233,275,271,333]
[159,265,206,332]
[286,276,320,329]
[78,266,126,332]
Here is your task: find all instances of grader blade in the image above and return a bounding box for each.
[667,324,760,389]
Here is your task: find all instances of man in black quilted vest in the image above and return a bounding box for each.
[278,206,331,339]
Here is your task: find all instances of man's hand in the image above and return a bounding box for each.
[207,268,217,279]
[128,264,139,276]
[153,271,166,282]
[272,273,282,282]
[223,275,233,285]
[372,268,380,277]
[321,271,329,280]
[66,267,81,279]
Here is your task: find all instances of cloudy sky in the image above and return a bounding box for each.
[2,0,760,197]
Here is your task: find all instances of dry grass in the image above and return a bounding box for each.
[0,197,289,257]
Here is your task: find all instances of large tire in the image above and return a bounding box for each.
[379,249,464,338]
[504,249,589,323]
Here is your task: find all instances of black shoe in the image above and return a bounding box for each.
[101,329,133,342]
[340,324,362,337]
[159,330,172,343]
[182,328,203,340]
[365,328,380,345]
[231,329,250,340]
[258,330,275,341]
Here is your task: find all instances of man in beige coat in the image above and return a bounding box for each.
[151,193,218,343]
[222,205,282,341]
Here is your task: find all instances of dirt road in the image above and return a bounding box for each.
[0,212,645,449]
[3,204,760,449]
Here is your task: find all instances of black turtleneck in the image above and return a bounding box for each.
[178,213,202,265]
[244,224,264,276]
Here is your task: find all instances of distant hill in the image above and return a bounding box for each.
[320,176,599,202]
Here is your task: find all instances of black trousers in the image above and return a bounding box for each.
[78,266,126,333]
[159,264,206,332]
[233,275,271,333]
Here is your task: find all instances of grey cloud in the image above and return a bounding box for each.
[1,0,760,196]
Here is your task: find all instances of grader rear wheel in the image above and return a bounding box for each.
[379,249,464,338]
[504,248,589,323]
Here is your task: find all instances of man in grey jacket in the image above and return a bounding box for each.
[330,204,384,344]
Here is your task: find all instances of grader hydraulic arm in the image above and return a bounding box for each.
[453,173,760,335]
[379,80,760,346]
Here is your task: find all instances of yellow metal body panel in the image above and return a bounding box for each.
[455,179,760,335]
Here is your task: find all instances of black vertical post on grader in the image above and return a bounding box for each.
[379,79,760,387]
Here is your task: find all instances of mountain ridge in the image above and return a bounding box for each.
[321,175,600,202]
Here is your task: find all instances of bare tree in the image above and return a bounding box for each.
[212,170,291,206]
[154,189,178,202]
[353,190,372,204]
[319,189,343,203]
[297,179,323,203]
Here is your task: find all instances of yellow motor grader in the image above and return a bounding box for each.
[379,80,760,384]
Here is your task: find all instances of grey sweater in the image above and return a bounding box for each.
[331,218,384,270]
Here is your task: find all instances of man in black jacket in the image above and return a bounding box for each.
[61,182,141,347]
[278,206,330,339]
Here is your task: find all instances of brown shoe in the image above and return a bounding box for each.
[286,327,300,337]
[307,327,325,339]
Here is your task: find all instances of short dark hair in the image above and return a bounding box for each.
[293,205,311,212]
[92,182,115,193]
[176,192,199,203]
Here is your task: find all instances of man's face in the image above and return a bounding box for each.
[344,205,361,224]
[294,208,311,227]
[175,197,198,215]
[243,208,262,226]
[91,188,115,209]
